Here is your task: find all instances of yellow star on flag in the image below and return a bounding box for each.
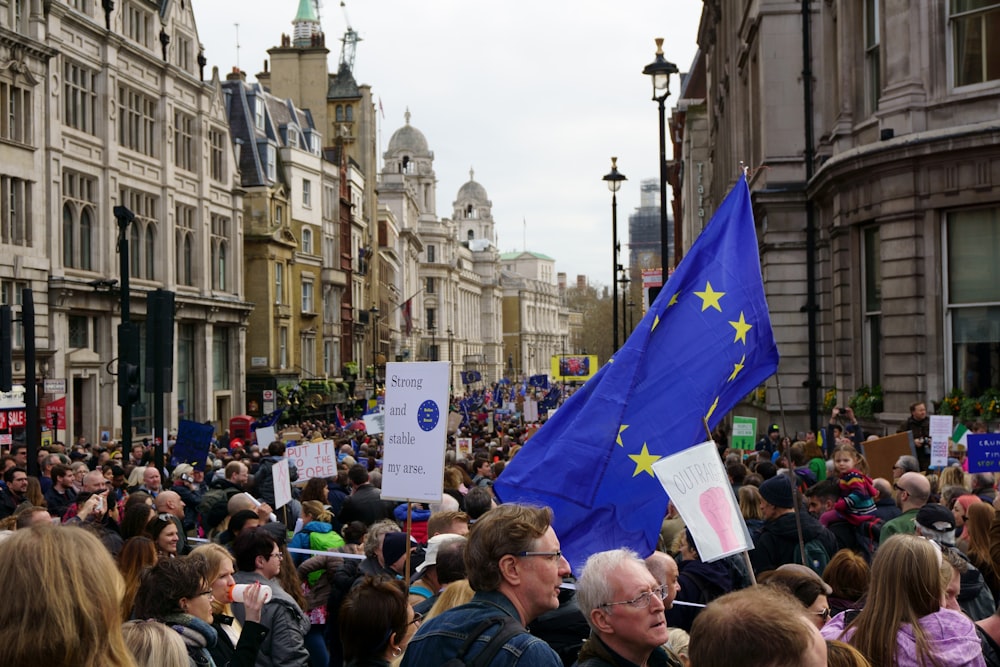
[728,354,746,382]
[652,314,660,331]
[616,424,629,447]
[694,282,725,312]
[628,443,662,478]
[705,396,720,421]
[729,312,752,344]
[668,292,679,307]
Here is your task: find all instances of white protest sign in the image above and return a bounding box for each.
[523,399,538,423]
[287,440,339,481]
[930,415,952,468]
[272,458,292,509]
[652,440,750,562]
[456,437,473,457]
[381,361,449,502]
[363,412,385,435]
[256,425,276,449]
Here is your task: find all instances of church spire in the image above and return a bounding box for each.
[293,0,322,48]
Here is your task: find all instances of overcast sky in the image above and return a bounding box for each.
[192,1,704,285]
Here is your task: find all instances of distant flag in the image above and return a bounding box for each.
[461,370,482,385]
[953,423,969,449]
[378,96,385,119]
[335,407,347,430]
[402,298,413,337]
[528,374,549,389]
[494,174,779,571]
[252,407,284,431]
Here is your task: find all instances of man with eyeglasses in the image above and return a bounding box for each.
[879,471,931,544]
[401,503,569,666]
[231,528,310,667]
[575,548,683,667]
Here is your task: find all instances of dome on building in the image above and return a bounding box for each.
[457,168,489,202]
[387,109,429,154]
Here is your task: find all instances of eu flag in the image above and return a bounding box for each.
[493,174,778,571]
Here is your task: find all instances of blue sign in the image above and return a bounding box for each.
[417,400,440,432]
[967,433,1000,472]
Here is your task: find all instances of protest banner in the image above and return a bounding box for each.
[171,419,214,470]
[287,440,339,480]
[861,432,914,480]
[732,416,756,450]
[967,433,1000,473]
[456,437,472,457]
[272,458,292,509]
[363,412,385,435]
[381,361,450,502]
[930,415,952,469]
[256,425,276,449]
[652,440,751,562]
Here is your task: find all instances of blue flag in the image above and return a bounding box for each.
[252,407,284,431]
[170,420,215,471]
[493,175,778,572]
[528,374,549,389]
[461,370,482,385]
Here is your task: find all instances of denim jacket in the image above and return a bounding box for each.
[400,590,563,667]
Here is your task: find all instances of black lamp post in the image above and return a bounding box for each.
[627,298,636,335]
[447,327,454,389]
[643,38,679,271]
[602,157,627,352]
[619,267,631,344]
[369,305,379,387]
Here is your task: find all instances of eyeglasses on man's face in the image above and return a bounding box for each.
[600,584,670,610]
[516,550,563,562]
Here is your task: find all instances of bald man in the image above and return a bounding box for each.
[878,471,931,543]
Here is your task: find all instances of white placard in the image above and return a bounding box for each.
[272,458,292,509]
[523,399,538,423]
[256,425,276,449]
[652,440,751,562]
[381,362,450,502]
[930,415,953,468]
[363,412,385,435]
[287,440,339,480]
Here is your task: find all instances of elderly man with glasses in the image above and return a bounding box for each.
[231,528,310,667]
[402,503,569,666]
[575,548,684,667]
[879,471,931,544]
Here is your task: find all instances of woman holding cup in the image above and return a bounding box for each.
[191,543,270,667]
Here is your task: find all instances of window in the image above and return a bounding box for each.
[174,111,195,171]
[952,0,1000,86]
[301,227,313,254]
[426,277,435,294]
[1,175,31,246]
[335,105,343,122]
[68,315,90,349]
[427,244,435,263]
[264,144,276,181]
[119,187,158,280]
[300,335,315,375]
[0,281,25,347]
[213,328,230,391]
[211,214,229,291]
[118,86,157,156]
[68,0,89,11]
[467,229,475,241]
[175,35,191,72]
[302,281,314,313]
[302,179,312,207]
[323,340,334,376]
[864,0,881,113]
[123,2,153,48]
[862,226,882,387]
[286,127,298,148]
[209,128,226,182]
[175,204,195,286]
[62,172,96,269]
[323,184,336,220]
[426,308,436,331]
[63,61,97,134]
[254,97,265,131]
[947,207,1000,395]
[0,80,31,144]
[279,326,288,369]
[275,262,284,304]
[175,323,195,427]
[275,204,284,225]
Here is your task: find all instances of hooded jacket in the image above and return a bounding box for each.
[821,607,986,667]
[749,510,838,574]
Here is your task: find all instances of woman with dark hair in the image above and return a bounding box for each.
[132,556,218,666]
[146,513,180,559]
[118,536,159,621]
[120,501,156,541]
[339,575,418,666]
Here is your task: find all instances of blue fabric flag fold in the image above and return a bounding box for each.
[493,174,779,572]
[252,407,284,431]
[528,374,549,389]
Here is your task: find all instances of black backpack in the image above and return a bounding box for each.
[442,616,525,667]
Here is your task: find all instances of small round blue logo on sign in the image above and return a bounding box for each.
[417,400,440,432]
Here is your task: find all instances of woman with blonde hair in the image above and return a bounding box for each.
[189,543,268,667]
[121,619,189,667]
[738,484,765,540]
[820,533,985,666]
[0,524,136,667]
[822,548,870,616]
[940,466,970,492]
[423,579,475,622]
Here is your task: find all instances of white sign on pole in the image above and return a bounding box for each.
[523,399,538,423]
[652,440,751,562]
[363,412,385,435]
[287,440,339,480]
[272,458,292,509]
[381,361,450,502]
[930,415,953,468]
[256,426,276,449]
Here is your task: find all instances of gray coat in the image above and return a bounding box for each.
[231,571,310,667]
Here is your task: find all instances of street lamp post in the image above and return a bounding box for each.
[369,305,379,388]
[643,38,679,271]
[619,267,631,344]
[447,328,454,389]
[602,157,627,352]
[627,298,636,335]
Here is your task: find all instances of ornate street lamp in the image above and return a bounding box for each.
[643,38,679,270]
[602,157,627,352]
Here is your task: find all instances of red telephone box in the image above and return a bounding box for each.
[229,415,254,443]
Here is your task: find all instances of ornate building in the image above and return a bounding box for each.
[1,0,250,442]
[500,251,570,379]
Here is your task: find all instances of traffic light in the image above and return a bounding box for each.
[0,306,11,392]
[50,411,58,432]
[117,322,141,407]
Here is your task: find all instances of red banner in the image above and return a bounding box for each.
[46,397,67,430]
[0,409,26,429]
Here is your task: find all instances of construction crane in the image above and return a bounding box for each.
[339,1,361,73]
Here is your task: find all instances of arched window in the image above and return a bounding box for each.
[335,105,344,121]
[145,224,156,279]
[345,105,353,121]
[130,224,140,277]
[401,156,410,173]
[80,207,92,270]
[467,229,474,241]
[217,241,227,291]
[62,204,74,267]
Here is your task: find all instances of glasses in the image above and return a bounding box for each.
[893,484,909,495]
[409,612,424,627]
[265,551,284,561]
[600,585,670,610]
[516,550,563,561]
[812,607,831,621]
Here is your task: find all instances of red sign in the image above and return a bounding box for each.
[0,410,26,429]
[46,397,67,430]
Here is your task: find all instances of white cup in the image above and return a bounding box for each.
[227,583,273,604]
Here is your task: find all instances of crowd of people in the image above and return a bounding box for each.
[2,397,1000,666]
